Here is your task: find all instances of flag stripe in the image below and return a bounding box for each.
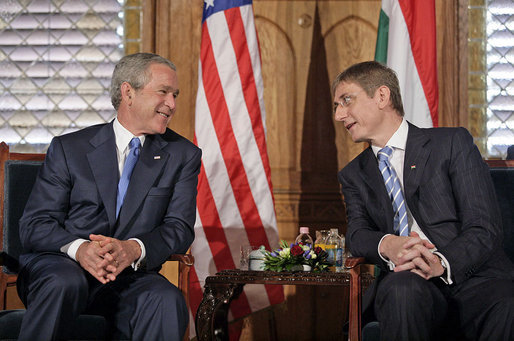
[398,0,438,126]
[195,68,246,234]
[225,7,272,191]
[222,8,278,249]
[202,14,271,249]
[197,161,237,268]
[374,9,389,63]
[375,0,437,128]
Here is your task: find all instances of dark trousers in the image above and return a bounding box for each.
[374,271,514,341]
[16,253,188,341]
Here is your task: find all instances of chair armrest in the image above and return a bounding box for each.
[345,256,366,269]
[168,254,194,267]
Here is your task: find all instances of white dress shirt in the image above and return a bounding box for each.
[60,118,146,270]
[373,119,452,284]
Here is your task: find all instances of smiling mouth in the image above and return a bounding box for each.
[158,111,170,118]
[346,122,355,130]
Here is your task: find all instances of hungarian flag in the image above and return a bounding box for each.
[190,0,284,337]
[375,0,438,127]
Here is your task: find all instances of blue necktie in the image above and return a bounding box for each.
[116,137,140,218]
[378,146,409,236]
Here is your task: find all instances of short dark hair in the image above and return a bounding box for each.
[332,61,404,116]
[110,53,176,110]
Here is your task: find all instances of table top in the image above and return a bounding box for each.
[205,269,374,287]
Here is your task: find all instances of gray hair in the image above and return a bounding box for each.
[110,53,177,110]
[332,61,405,116]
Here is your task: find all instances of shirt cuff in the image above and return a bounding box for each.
[60,239,89,261]
[129,238,146,271]
[434,251,453,285]
[378,234,396,271]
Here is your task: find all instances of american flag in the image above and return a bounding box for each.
[190,0,285,336]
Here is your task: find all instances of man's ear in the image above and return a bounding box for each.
[376,85,391,110]
[120,82,133,105]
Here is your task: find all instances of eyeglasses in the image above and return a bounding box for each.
[333,94,356,114]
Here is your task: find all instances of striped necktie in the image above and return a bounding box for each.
[116,137,141,218]
[377,146,409,236]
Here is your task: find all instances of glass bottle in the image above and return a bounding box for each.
[325,228,344,272]
[295,226,313,246]
[315,229,329,250]
[337,232,346,272]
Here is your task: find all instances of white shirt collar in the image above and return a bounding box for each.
[113,118,145,153]
[372,119,409,157]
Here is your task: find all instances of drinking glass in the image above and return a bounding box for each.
[239,245,256,270]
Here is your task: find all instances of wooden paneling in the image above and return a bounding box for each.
[252,1,381,244]
[436,0,469,128]
[143,0,203,141]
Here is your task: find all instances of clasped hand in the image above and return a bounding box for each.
[76,234,142,284]
[380,231,445,280]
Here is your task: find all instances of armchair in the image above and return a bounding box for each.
[344,159,514,341]
[0,142,194,340]
[485,160,514,263]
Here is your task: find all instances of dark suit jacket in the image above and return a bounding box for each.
[19,121,202,271]
[338,123,514,310]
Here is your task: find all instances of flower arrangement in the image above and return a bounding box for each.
[263,240,331,272]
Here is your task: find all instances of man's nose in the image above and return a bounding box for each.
[165,93,176,110]
[334,105,348,121]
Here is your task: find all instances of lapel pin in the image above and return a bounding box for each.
[411,165,416,169]
[154,156,161,160]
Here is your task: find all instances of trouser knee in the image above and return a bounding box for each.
[18,255,89,309]
[376,271,436,308]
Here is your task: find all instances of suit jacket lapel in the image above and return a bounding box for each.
[359,147,395,233]
[404,123,431,201]
[116,134,170,237]
[87,122,118,229]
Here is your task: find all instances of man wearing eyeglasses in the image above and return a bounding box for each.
[335,61,514,340]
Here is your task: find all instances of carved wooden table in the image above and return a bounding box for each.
[195,268,373,341]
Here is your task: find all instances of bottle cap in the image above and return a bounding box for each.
[299,227,309,234]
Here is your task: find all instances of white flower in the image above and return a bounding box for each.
[279,248,290,257]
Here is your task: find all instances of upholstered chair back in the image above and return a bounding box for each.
[488,162,514,263]
[2,160,44,274]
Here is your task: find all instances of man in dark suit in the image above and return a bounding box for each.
[16,53,201,340]
[335,61,514,340]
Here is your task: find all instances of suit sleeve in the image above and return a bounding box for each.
[137,147,202,270]
[19,137,78,252]
[338,166,390,268]
[436,128,504,284]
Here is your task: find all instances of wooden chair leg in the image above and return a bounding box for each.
[346,257,368,341]
[169,254,194,341]
[0,275,7,310]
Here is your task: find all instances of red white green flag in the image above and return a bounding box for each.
[375,0,438,127]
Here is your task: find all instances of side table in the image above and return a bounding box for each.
[195,267,373,341]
